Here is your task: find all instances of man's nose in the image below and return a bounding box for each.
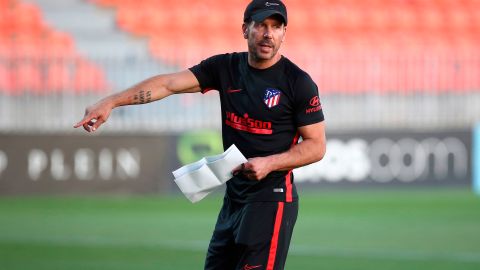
[263,29,273,38]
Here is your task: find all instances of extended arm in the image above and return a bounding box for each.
[236,121,326,180]
[74,70,201,132]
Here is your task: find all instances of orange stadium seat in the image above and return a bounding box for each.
[0,0,110,95]
[45,61,73,92]
[389,6,418,32]
[93,0,480,93]
[12,61,43,93]
[0,8,15,37]
[0,64,14,93]
[116,7,138,34]
[0,0,14,9]
[73,60,109,94]
[12,2,45,38]
[43,30,76,58]
[12,35,43,59]
[0,35,10,57]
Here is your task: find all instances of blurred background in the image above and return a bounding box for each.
[0,0,479,269]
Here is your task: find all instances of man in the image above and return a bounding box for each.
[74,0,326,269]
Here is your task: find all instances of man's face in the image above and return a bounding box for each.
[243,16,286,62]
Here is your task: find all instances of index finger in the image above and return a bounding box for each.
[74,114,95,128]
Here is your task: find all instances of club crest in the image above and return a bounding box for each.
[263,88,281,108]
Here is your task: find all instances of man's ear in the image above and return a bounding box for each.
[281,26,287,42]
[242,23,248,39]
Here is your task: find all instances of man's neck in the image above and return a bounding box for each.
[248,53,281,69]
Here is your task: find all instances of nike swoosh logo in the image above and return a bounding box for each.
[227,89,242,93]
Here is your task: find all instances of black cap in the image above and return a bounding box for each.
[244,0,288,26]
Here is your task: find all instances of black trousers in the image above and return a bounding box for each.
[204,197,298,270]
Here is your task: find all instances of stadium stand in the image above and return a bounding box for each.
[0,0,109,94]
[90,0,480,93]
[0,0,478,132]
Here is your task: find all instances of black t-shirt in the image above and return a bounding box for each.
[189,52,324,203]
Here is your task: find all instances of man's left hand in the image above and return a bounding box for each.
[232,157,273,181]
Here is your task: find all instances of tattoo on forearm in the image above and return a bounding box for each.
[132,90,152,104]
[146,90,152,103]
[133,94,139,104]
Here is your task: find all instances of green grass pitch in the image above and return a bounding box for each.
[0,188,479,270]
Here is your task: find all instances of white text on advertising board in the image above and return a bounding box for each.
[27,148,140,181]
[294,137,468,183]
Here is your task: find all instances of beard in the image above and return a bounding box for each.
[248,38,280,61]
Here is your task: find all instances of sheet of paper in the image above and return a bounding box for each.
[172,144,247,203]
